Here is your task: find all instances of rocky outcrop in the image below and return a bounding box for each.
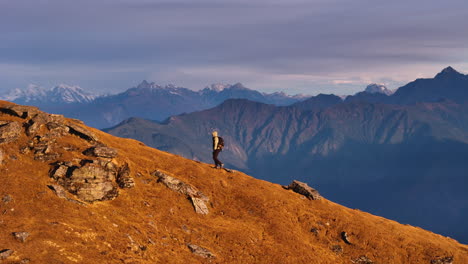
[152,170,209,215]
[286,180,321,200]
[0,105,39,119]
[83,146,117,158]
[187,244,215,259]
[0,121,22,144]
[50,160,124,202]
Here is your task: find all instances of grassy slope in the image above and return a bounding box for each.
[0,101,467,264]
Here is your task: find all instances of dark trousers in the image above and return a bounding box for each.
[212,149,223,167]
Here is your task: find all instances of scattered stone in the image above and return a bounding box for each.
[310,228,319,236]
[187,244,215,259]
[12,232,30,243]
[0,105,39,119]
[0,121,22,144]
[0,249,13,260]
[21,258,31,263]
[67,122,98,141]
[341,231,352,245]
[287,180,321,200]
[48,184,67,199]
[351,256,374,264]
[2,195,12,204]
[117,163,135,189]
[83,146,118,158]
[331,245,343,255]
[26,113,65,136]
[152,170,209,215]
[431,256,454,264]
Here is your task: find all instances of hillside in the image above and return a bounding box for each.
[106,98,468,243]
[1,101,467,263]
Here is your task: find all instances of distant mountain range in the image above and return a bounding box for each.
[105,66,468,243]
[2,84,97,104]
[1,82,308,128]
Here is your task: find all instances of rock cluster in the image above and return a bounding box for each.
[431,256,454,264]
[285,180,321,200]
[0,103,135,203]
[152,170,209,215]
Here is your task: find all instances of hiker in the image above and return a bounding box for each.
[212,131,224,169]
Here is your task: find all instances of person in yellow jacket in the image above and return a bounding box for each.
[212,131,224,169]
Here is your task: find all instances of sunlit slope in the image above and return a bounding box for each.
[0,101,466,264]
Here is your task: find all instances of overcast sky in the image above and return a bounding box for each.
[1,0,468,95]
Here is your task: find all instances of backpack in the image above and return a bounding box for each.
[217,136,224,150]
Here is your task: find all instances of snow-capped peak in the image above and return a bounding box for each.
[49,84,96,103]
[205,83,231,92]
[364,83,393,95]
[1,84,97,104]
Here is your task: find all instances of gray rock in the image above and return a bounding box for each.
[48,184,68,199]
[0,121,22,144]
[83,146,117,158]
[26,113,65,136]
[187,244,215,258]
[50,160,121,202]
[287,180,321,200]
[0,105,39,119]
[0,249,13,260]
[12,231,30,243]
[66,122,98,142]
[117,163,135,189]
[152,170,209,215]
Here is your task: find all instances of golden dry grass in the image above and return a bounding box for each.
[0,100,467,263]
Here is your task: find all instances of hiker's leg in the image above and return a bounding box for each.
[213,149,222,167]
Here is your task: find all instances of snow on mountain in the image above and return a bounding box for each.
[1,84,97,104]
[364,83,394,95]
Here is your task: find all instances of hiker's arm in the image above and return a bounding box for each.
[213,137,218,150]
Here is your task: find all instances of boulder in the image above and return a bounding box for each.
[0,105,39,119]
[341,231,352,244]
[287,180,321,200]
[0,249,13,260]
[83,146,118,158]
[50,160,124,202]
[66,123,98,142]
[12,232,30,243]
[187,244,215,259]
[152,170,209,215]
[0,121,22,144]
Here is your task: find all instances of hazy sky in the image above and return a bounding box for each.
[1,0,468,95]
